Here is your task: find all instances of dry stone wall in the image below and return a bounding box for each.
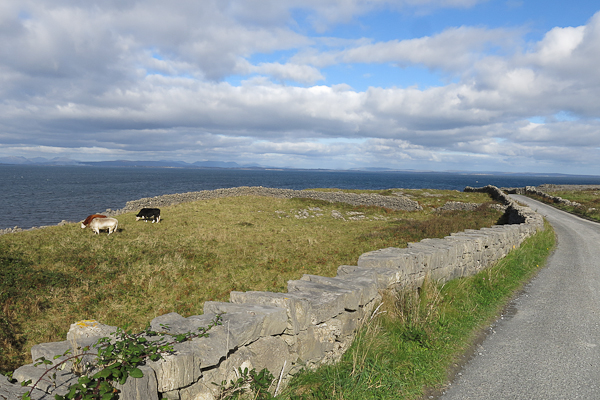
[1,186,544,400]
[502,185,581,208]
[108,186,423,216]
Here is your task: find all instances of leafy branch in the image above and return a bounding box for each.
[214,367,276,400]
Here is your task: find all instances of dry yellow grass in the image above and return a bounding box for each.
[1,190,502,372]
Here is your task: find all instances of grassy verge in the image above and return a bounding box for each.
[527,189,600,222]
[281,221,555,400]
[1,190,501,373]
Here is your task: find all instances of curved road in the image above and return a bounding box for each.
[440,195,600,399]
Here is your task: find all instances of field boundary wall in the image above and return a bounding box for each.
[503,186,581,207]
[2,186,544,400]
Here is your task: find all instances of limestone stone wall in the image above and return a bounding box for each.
[1,186,544,400]
[108,186,423,216]
[503,185,581,208]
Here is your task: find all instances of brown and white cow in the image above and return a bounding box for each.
[81,214,107,229]
[89,217,118,235]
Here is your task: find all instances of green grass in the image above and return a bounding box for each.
[0,191,504,373]
[281,221,555,400]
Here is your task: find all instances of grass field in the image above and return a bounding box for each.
[1,189,501,374]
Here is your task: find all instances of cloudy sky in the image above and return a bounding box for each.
[2,0,600,174]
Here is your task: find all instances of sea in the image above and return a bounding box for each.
[3,164,600,231]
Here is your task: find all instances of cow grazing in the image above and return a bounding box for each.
[81,214,107,229]
[89,217,119,235]
[136,208,161,223]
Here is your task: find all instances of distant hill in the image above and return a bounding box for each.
[0,156,84,166]
[192,161,243,168]
[0,156,594,177]
[0,157,256,169]
[80,160,193,168]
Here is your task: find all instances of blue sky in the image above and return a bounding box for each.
[1,0,600,174]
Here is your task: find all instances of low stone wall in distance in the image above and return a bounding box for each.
[503,185,581,208]
[2,186,544,400]
[108,186,423,216]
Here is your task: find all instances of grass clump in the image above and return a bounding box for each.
[0,191,503,373]
[282,221,555,400]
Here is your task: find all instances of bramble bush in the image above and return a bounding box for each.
[20,314,223,400]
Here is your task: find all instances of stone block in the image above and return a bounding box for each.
[337,264,408,289]
[230,291,313,334]
[171,323,236,370]
[12,364,78,397]
[161,389,181,400]
[30,341,71,367]
[357,247,413,270]
[150,312,187,329]
[406,241,454,274]
[179,380,217,400]
[418,237,460,259]
[150,313,223,338]
[186,314,223,329]
[64,320,120,367]
[0,375,57,399]
[219,312,273,347]
[245,336,295,377]
[66,320,117,342]
[180,337,293,400]
[332,310,362,339]
[295,318,347,367]
[287,279,357,320]
[147,349,200,393]
[299,274,378,307]
[203,301,287,338]
[0,374,36,399]
[114,365,159,400]
[295,326,328,365]
[431,265,463,282]
[146,311,228,391]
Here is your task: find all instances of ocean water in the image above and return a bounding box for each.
[2,165,600,230]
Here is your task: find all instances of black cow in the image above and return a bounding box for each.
[136,208,161,223]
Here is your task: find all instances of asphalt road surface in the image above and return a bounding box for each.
[439,195,600,400]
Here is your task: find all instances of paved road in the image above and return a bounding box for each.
[440,195,600,400]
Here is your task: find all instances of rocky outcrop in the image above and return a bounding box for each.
[2,186,544,400]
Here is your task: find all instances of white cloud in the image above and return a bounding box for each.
[531,26,586,65]
[295,26,518,73]
[1,1,600,174]
[235,60,324,84]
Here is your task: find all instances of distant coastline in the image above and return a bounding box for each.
[1,156,598,178]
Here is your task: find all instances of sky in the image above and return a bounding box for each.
[2,0,600,174]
